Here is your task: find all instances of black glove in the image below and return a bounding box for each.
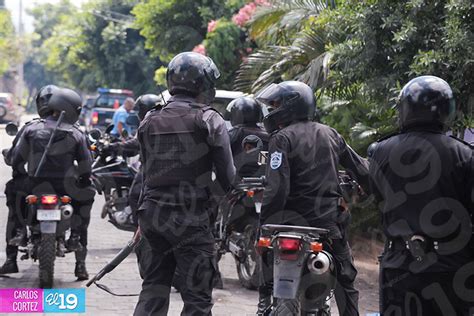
[103,142,121,155]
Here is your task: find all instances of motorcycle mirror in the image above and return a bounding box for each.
[89,128,102,141]
[5,123,18,136]
[105,124,114,134]
[125,114,140,128]
[258,151,268,165]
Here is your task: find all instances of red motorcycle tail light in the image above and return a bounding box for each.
[278,238,301,251]
[92,112,99,125]
[247,190,255,198]
[41,195,58,205]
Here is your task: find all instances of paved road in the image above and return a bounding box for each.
[0,118,379,315]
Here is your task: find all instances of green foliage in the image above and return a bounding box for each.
[0,8,18,75]
[235,0,336,93]
[331,0,474,131]
[154,66,167,87]
[133,0,243,62]
[248,0,336,46]
[33,0,159,95]
[204,19,245,89]
[24,1,74,92]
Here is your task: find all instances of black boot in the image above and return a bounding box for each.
[56,237,66,257]
[8,228,27,247]
[0,257,19,274]
[74,248,88,281]
[66,234,82,252]
[74,262,89,281]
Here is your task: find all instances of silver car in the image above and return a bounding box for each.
[0,93,22,125]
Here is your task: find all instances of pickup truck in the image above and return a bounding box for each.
[85,88,134,131]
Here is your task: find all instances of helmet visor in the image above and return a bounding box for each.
[255,84,286,109]
[205,57,220,80]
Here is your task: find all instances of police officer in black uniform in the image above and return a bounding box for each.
[134,52,235,316]
[227,96,268,155]
[0,85,59,274]
[368,75,474,315]
[11,87,95,280]
[107,94,163,279]
[256,81,370,316]
[227,96,268,179]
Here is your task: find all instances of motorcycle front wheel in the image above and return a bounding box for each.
[38,233,56,288]
[236,223,260,290]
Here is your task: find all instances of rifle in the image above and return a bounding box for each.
[86,228,142,292]
[34,111,66,177]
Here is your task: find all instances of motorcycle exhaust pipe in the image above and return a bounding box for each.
[61,205,74,220]
[228,233,245,260]
[307,252,331,275]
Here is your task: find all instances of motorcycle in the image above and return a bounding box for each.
[253,146,361,314]
[258,224,336,316]
[4,119,75,288]
[214,134,267,290]
[89,126,138,232]
[215,176,265,290]
[24,194,75,288]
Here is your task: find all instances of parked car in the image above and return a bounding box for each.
[0,93,21,125]
[79,96,97,126]
[85,88,134,131]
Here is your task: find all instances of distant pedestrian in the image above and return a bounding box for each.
[111,97,134,138]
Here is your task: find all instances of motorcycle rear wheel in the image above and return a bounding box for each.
[39,234,56,288]
[271,298,330,316]
[236,223,260,290]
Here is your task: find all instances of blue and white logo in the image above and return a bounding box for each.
[270,151,282,170]
[43,289,85,313]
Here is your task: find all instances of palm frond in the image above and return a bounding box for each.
[248,0,334,43]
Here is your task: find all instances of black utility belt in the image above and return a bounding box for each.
[388,235,440,261]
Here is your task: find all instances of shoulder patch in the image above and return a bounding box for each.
[270,151,282,170]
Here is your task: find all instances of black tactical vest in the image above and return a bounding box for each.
[142,102,213,188]
[29,122,76,178]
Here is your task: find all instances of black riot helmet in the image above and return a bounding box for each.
[397,75,456,130]
[166,52,220,102]
[35,85,60,118]
[227,96,263,127]
[47,88,82,124]
[134,94,161,121]
[257,81,315,133]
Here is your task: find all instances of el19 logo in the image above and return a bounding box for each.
[43,289,85,313]
[45,292,78,310]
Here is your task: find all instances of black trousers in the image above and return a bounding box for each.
[259,238,359,316]
[134,204,216,316]
[381,267,474,316]
[4,176,29,259]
